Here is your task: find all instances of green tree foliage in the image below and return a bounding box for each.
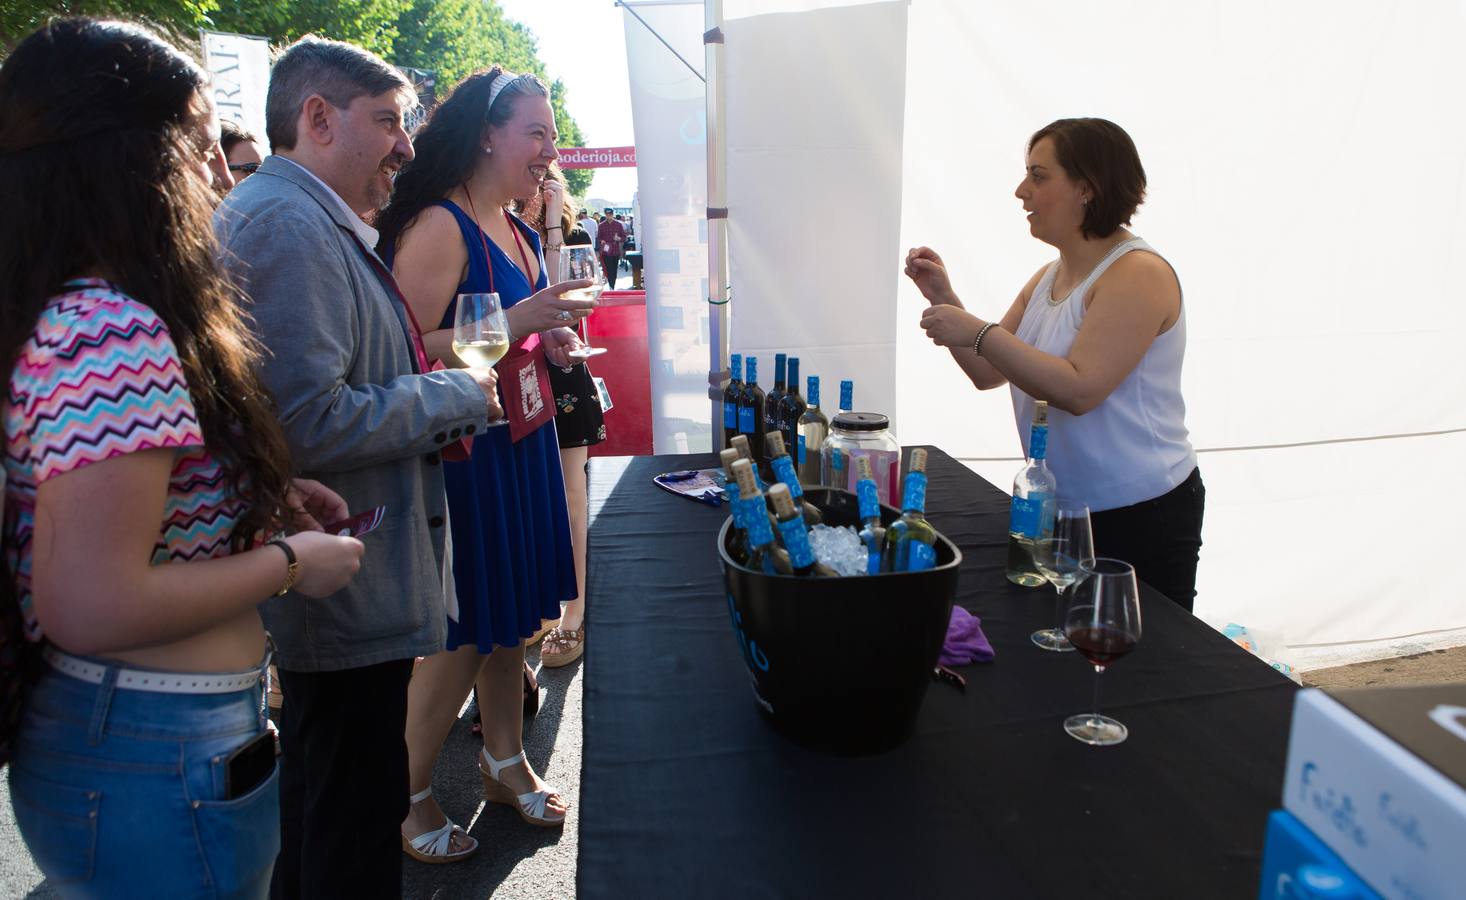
[392,0,590,196]
[209,0,411,60]
[2,0,592,200]
[3,0,214,48]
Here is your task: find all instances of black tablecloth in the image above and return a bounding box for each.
[579,448,1296,899]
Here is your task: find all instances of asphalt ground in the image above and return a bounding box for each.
[0,641,583,900]
[5,640,1464,898]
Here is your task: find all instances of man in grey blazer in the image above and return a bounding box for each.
[214,37,498,900]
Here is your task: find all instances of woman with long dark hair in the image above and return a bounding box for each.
[377,69,595,860]
[0,19,364,895]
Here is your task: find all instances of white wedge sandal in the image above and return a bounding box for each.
[400,786,479,863]
[479,748,567,827]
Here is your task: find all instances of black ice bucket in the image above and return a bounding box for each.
[718,488,961,754]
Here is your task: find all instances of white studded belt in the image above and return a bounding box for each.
[44,646,265,694]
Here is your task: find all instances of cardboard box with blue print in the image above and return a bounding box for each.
[1281,684,1466,900]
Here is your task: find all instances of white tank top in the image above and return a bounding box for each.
[1010,238,1196,512]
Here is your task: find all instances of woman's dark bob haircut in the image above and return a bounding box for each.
[1029,118,1146,239]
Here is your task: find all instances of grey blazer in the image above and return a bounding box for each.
[215,156,489,672]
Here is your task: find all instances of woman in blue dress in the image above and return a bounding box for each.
[376,68,598,861]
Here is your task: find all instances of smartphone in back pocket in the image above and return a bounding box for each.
[224,731,277,800]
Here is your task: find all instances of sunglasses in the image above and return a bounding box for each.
[228,162,261,175]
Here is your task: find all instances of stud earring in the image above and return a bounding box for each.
[484,146,492,155]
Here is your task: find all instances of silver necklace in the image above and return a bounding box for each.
[1048,236,1136,306]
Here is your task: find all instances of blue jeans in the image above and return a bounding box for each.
[7,658,279,899]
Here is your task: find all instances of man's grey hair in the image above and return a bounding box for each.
[265,35,416,152]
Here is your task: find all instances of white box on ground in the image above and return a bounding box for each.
[1282,685,1466,900]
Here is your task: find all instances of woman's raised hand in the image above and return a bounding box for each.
[541,179,565,226]
[505,279,598,336]
[282,531,365,598]
[905,246,960,307]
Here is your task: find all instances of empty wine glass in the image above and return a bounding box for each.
[557,245,607,358]
[1031,500,1094,652]
[452,292,510,427]
[1063,558,1143,746]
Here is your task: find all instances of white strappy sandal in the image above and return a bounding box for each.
[479,748,567,827]
[400,786,479,863]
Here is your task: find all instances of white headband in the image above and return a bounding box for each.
[486,71,520,116]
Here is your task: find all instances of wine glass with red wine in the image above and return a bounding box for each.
[1062,558,1143,746]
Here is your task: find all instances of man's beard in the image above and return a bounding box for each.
[368,154,406,212]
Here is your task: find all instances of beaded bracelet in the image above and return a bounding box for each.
[973,322,997,357]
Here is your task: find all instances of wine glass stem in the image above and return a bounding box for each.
[1052,585,1066,629]
[1091,665,1106,727]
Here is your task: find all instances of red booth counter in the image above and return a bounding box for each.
[582,289,652,457]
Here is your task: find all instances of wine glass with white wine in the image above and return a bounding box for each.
[452,291,510,427]
[557,245,607,359]
[1031,500,1094,652]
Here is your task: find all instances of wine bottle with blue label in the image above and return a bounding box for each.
[796,374,829,486]
[720,448,748,565]
[1006,400,1056,586]
[738,356,766,467]
[855,455,886,574]
[768,483,835,577]
[763,353,788,465]
[731,459,792,575]
[765,430,822,526]
[881,448,938,572]
[778,357,806,460]
[729,434,767,492]
[723,353,743,450]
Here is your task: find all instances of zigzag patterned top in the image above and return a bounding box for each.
[3,280,247,642]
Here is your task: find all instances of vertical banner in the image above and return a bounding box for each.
[200,31,271,145]
[622,2,712,454]
[723,2,908,438]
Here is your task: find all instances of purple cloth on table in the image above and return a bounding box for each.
[940,605,995,665]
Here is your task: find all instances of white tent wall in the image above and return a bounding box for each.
[623,1,716,454]
[722,1,909,421]
[692,0,1465,655]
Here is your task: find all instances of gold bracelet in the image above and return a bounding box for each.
[268,539,300,596]
[545,244,564,252]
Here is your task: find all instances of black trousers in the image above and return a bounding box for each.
[601,253,620,289]
[270,658,414,900]
[1090,467,1205,612]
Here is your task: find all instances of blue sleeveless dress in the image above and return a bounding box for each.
[421,200,576,651]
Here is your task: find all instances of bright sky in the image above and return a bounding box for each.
[498,0,638,205]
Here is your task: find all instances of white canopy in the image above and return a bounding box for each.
[623,0,1466,662]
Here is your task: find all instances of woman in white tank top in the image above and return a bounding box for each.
[904,118,1204,610]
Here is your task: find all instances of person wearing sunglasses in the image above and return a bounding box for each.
[220,118,264,184]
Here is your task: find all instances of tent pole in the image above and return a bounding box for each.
[705,0,730,449]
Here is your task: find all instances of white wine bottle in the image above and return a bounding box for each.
[854,455,886,575]
[731,459,791,575]
[881,448,938,572]
[764,430,822,526]
[796,374,829,486]
[1006,400,1057,586]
